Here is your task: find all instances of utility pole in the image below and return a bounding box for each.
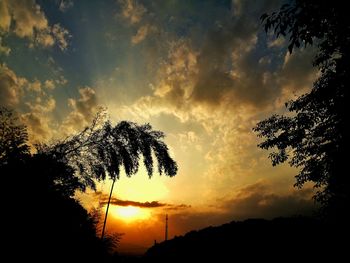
[165,214,168,241]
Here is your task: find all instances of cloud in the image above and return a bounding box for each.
[219,181,316,220]
[21,95,56,143]
[22,111,53,143]
[20,82,99,144]
[0,64,60,144]
[25,96,56,113]
[159,181,316,237]
[21,87,56,143]
[61,87,99,135]
[0,63,26,107]
[268,36,285,48]
[0,37,10,55]
[129,0,317,125]
[101,198,167,208]
[164,204,191,211]
[280,47,317,89]
[27,78,58,92]
[128,40,198,123]
[0,0,71,50]
[69,87,98,121]
[96,193,191,210]
[272,47,317,107]
[44,80,56,90]
[188,0,286,108]
[129,1,284,120]
[35,28,55,47]
[119,0,146,24]
[190,27,236,106]
[117,0,154,45]
[0,0,11,32]
[59,0,74,12]
[27,79,42,93]
[131,24,155,45]
[9,0,48,38]
[51,23,71,51]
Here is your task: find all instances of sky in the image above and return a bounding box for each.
[1,0,318,254]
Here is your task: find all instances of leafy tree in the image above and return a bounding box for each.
[0,109,109,261]
[40,110,178,238]
[1,107,177,260]
[254,1,349,222]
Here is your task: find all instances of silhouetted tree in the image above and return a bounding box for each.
[0,107,29,166]
[40,110,178,238]
[254,1,349,222]
[1,107,176,261]
[0,109,113,261]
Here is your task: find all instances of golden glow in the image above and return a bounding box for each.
[106,167,169,202]
[109,205,151,222]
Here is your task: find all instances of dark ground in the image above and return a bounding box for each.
[116,217,349,262]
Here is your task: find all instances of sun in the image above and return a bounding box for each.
[109,205,151,222]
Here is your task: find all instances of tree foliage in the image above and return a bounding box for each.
[42,110,178,239]
[39,110,178,191]
[0,109,110,261]
[1,107,177,260]
[254,1,349,221]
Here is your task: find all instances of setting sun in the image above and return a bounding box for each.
[109,205,151,222]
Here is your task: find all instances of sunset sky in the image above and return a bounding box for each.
[1,0,318,253]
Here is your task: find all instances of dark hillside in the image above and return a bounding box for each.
[145,217,347,261]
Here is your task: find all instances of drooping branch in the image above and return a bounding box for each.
[38,109,178,237]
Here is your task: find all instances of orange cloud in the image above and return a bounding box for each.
[119,0,146,25]
[0,63,25,107]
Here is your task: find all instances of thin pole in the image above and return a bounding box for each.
[165,214,168,241]
[101,177,116,239]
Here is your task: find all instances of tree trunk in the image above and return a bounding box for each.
[101,176,116,239]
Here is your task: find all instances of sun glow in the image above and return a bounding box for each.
[109,205,151,222]
[109,168,169,202]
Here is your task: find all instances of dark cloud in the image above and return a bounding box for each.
[160,181,317,237]
[279,47,317,91]
[149,0,315,111]
[97,193,191,210]
[190,0,283,107]
[221,181,317,220]
[164,204,191,211]
[191,27,236,105]
[101,198,167,208]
